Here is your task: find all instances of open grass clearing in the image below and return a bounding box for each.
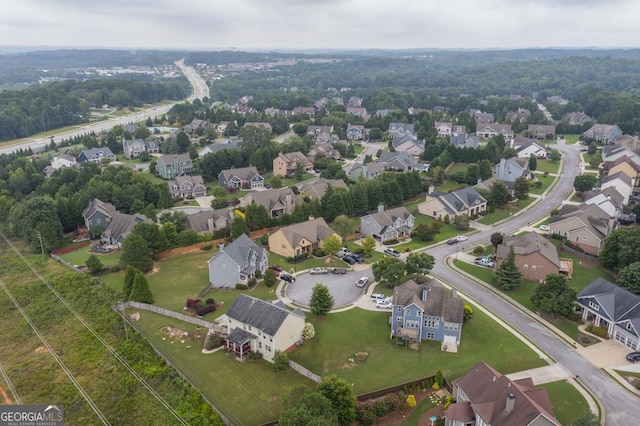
[535,160,560,174]
[288,306,547,396]
[436,180,467,193]
[538,380,590,425]
[477,198,536,225]
[563,134,581,144]
[129,310,314,425]
[60,246,122,267]
[530,174,555,195]
[446,163,469,174]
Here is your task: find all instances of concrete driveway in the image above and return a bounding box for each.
[285,268,374,308]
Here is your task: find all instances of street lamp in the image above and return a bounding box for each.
[456,246,459,260]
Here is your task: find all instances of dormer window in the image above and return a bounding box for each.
[589,301,599,311]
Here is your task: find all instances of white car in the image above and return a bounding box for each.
[456,235,468,242]
[371,293,386,300]
[356,277,369,288]
[383,248,401,257]
[538,225,550,232]
[376,300,392,309]
[309,267,328,275]
[336,247,352,258]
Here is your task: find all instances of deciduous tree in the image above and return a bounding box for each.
[573,174,598,193]
[372,256,406,287]
[361,234,376,255]
[514,176,530,201]
[322,234,343,258]
[616,261,640,295]
[528,154,537,172]
[405,252,435,276]
[318,374,356,426]
[530,274,577,316]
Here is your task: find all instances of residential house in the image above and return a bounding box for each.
[82,198,151,248]
[216,122,229,135]
[243,187,303,219]
[184,118,212,134]
[582,187,624,218]
[527,124,556,140]
[77,147,117,164]
[361,205,414,243]
[445,361,560,426]
[292,106,315,117]
[407,107,430,115]
[156,154,193,179]
[449,133,479,149]
[435,122,453,138]
[604,156,640,185]
[584,124,623,144]
[306,142,341,162]
[601,144,640,167]
[346,107,367,118]
[273,151,314,177]
[123,139,147,159]
[473,111,494,124]
[600,171,634,205]
[243,122,272,133]
[207,233,268,288]
[379,151,419,172]
[316,133,339,144]
[186,208,234,234]
[388,122,415,140]
[390,279,464,347]
[506,108,531,123]
[419,187,487,222]
[224,294,305,362]
[297,178,349,202]
[511,137,547,159]
[549,203,616,255]
[306,125,333,138]
[264,107,293,117]
[268,217,338,257]
[348,162,386,181]
[547,95,568,104]
[577,278,640,351]
[495,158,530,183]
[476,123,514,140]
[198,141,240,158]
[392,134,425,156]
[218,166,264,189]
[611,134,640,152]
[563,111,592,126]
[145,140,160,155]
[167,175,207,199]
[496,233,573,282]
[346,124,368,141]
[51,154,77,170]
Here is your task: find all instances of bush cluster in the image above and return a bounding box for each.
[286,253,309,264]
[235,283,248,290]
[355,394,401,425]
[204,333,225,350]
[586,325,608,338]
[313,247,326,257]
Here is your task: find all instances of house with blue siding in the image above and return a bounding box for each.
[390,279,464,348]
[207,233,268,288]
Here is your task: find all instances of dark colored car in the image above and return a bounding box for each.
[447,239,458,245]
[342,255,356,265]
[349,254,365,264]
[280,273,296,283]
[331,268,347,274]
[626,352,640,363]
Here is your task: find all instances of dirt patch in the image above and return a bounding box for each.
[376,389,447,425]
[33,345,48,354]
[577,332,600,346]
[622,375,640,391]
[0,384,12,405]
[160,326,203,340]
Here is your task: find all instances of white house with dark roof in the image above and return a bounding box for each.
[346,123,367,141]
[360,205,414,243]
[51,153,77,170]
[476,123,514,140]
[577,278,640,351]
[390,279,464,347]
[495,158,530,183]
[207,233,268,288]
[511,136,547,159]
[419,187,487,222]
[582,187,624,218]
[77,147,117,164]
[584,123,623,144]
[445,361,560,426]
[600,171,633,205]
[224,294,305,362]
[527,124,556,140]
[218,166,264,189]
[122,139,147,159]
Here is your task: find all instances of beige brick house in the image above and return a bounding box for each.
[496,233,572,282]
[273,151,314,177]
[268,217,338,257]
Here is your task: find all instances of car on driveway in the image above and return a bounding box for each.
[309,267,328,275]
[356,277,369,288]
[280,273,296,283]
[383,247,401,257]
[268,265,282,276]
[376,299,392,309]
[475,257,495,268]
[626,352,640,363]
[342,255,357,265]
[348,254,365,264]
[335,247,352,258]
[371,293,386,301]
[538,224,550,232]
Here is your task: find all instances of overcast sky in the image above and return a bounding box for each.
[1,0,638,51]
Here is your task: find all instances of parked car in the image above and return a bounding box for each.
[309,267,328,275]
[371,293,387,301]
[280,273,295,283]
[456,235,468,242]
[383,247,401,257]
[330,267,347,274]
[349,254,365,264]
[475,257,495,268]
[626,352,640,363]
[342,255,356,265]
[376,300,392,309]
[335,247,352,258]
[268,265,282,276]
[538,225,550,232]
[356,277,369,288]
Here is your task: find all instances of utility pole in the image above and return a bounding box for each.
[35,231,45,260]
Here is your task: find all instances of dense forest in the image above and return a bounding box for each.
[0,78,190,141]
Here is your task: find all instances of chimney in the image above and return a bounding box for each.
[308,215,315,222]
[378,203,384,213]
[506,393,515,413]
[208,218,214,232]
[285,192,293,214]
[219,243,224,251]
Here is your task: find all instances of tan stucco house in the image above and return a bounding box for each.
[419,187,487,222]
[549,203,616,255]
[273,151,314,177]
[268,217,338,257]
[496,233,572,282]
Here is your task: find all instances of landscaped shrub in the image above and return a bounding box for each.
[247,351,263,360]
[435,369,445,387]
[286,253,309,264]
[463,304,473,322]
[564,240,584,252]
[567,312,582,322]
[235,283,248,290]
[254,270,262,279]
[549,233,564,240]
[383,239,399,245]
[195,304,216,316]
[443,396,456,410]
[472,245,484,255]
[354,351,368,363]
[204,333,225,350]
[205,298,215,305]
[271,350,289,372]
[186,298,200,309]
[355,401,376,426]
[313,247,327,257]
[200,243,212,251]
[301,322,315,340]
[248,277,257,288]
[586,325,608,338]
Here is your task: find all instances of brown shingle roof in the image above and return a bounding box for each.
[496,233,561,268]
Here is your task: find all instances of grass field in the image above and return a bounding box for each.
[129,310,314,425]
[288,307,547,395]
[60,246,122,267]
[477,198,536,225]
[530,174,555,195]
[563,134,581,144]
[534,160,560,174]
[436,180,467,193]
[394,214,472,251]
[446,163,469,174]
[539,381,590,425]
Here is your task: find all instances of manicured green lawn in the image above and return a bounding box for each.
[330,217,361,237]
[436,180,466,193]
[140,170,166,185]
[530,174,555,195]
[129,310,314,425]
[477,198,536,225]
[446,163,469,175]
[288,307,547,395]
[570,194,582,203]
[278,173,315,187]
[539,381,591,425]
[394,214,472,251]
[563,134,581,144]
[60,246,121,267]
[535,160,560,174]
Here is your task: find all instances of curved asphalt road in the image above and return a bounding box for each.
[428,143,639,425]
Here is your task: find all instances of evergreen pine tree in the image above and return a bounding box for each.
[129,271,154,304]
[495,248,523,290]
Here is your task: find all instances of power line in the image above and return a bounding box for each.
[0,233,189,426]
[0,358,21,405]
[0,278,110,425]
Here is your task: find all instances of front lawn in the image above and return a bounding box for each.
[446,163,469,175]
[129,310,314,425]
[535,160,560,174]
[288,308,547,396]
[529,174,555,195]
[60,246,122,267]
[539,381,591,425]
[393,214,472,251]
[436,180,467,193]
[477,198,536,225]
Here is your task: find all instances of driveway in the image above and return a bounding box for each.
[285,268,374,308]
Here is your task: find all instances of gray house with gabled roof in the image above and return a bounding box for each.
[82,198,151,248]
[390,279,464,348]
[218,166,264,189]
[577,278,640,351]
[419,186,487,222]
[224,294,306,362]
[77,147,116,164]
[361,205,414,243]
[379,151,419,172]
[123,139,147,159]
[207,233,268,288]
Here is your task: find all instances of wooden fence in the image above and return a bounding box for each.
[113,301,225,334]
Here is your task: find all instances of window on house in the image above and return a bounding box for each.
[265,345,272,352]
[589,301,599,311]
[523,264,528,270]
[405,309,410,316]
[531,265,537,271]
[627,322,633,330]
[426,333,435,340]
